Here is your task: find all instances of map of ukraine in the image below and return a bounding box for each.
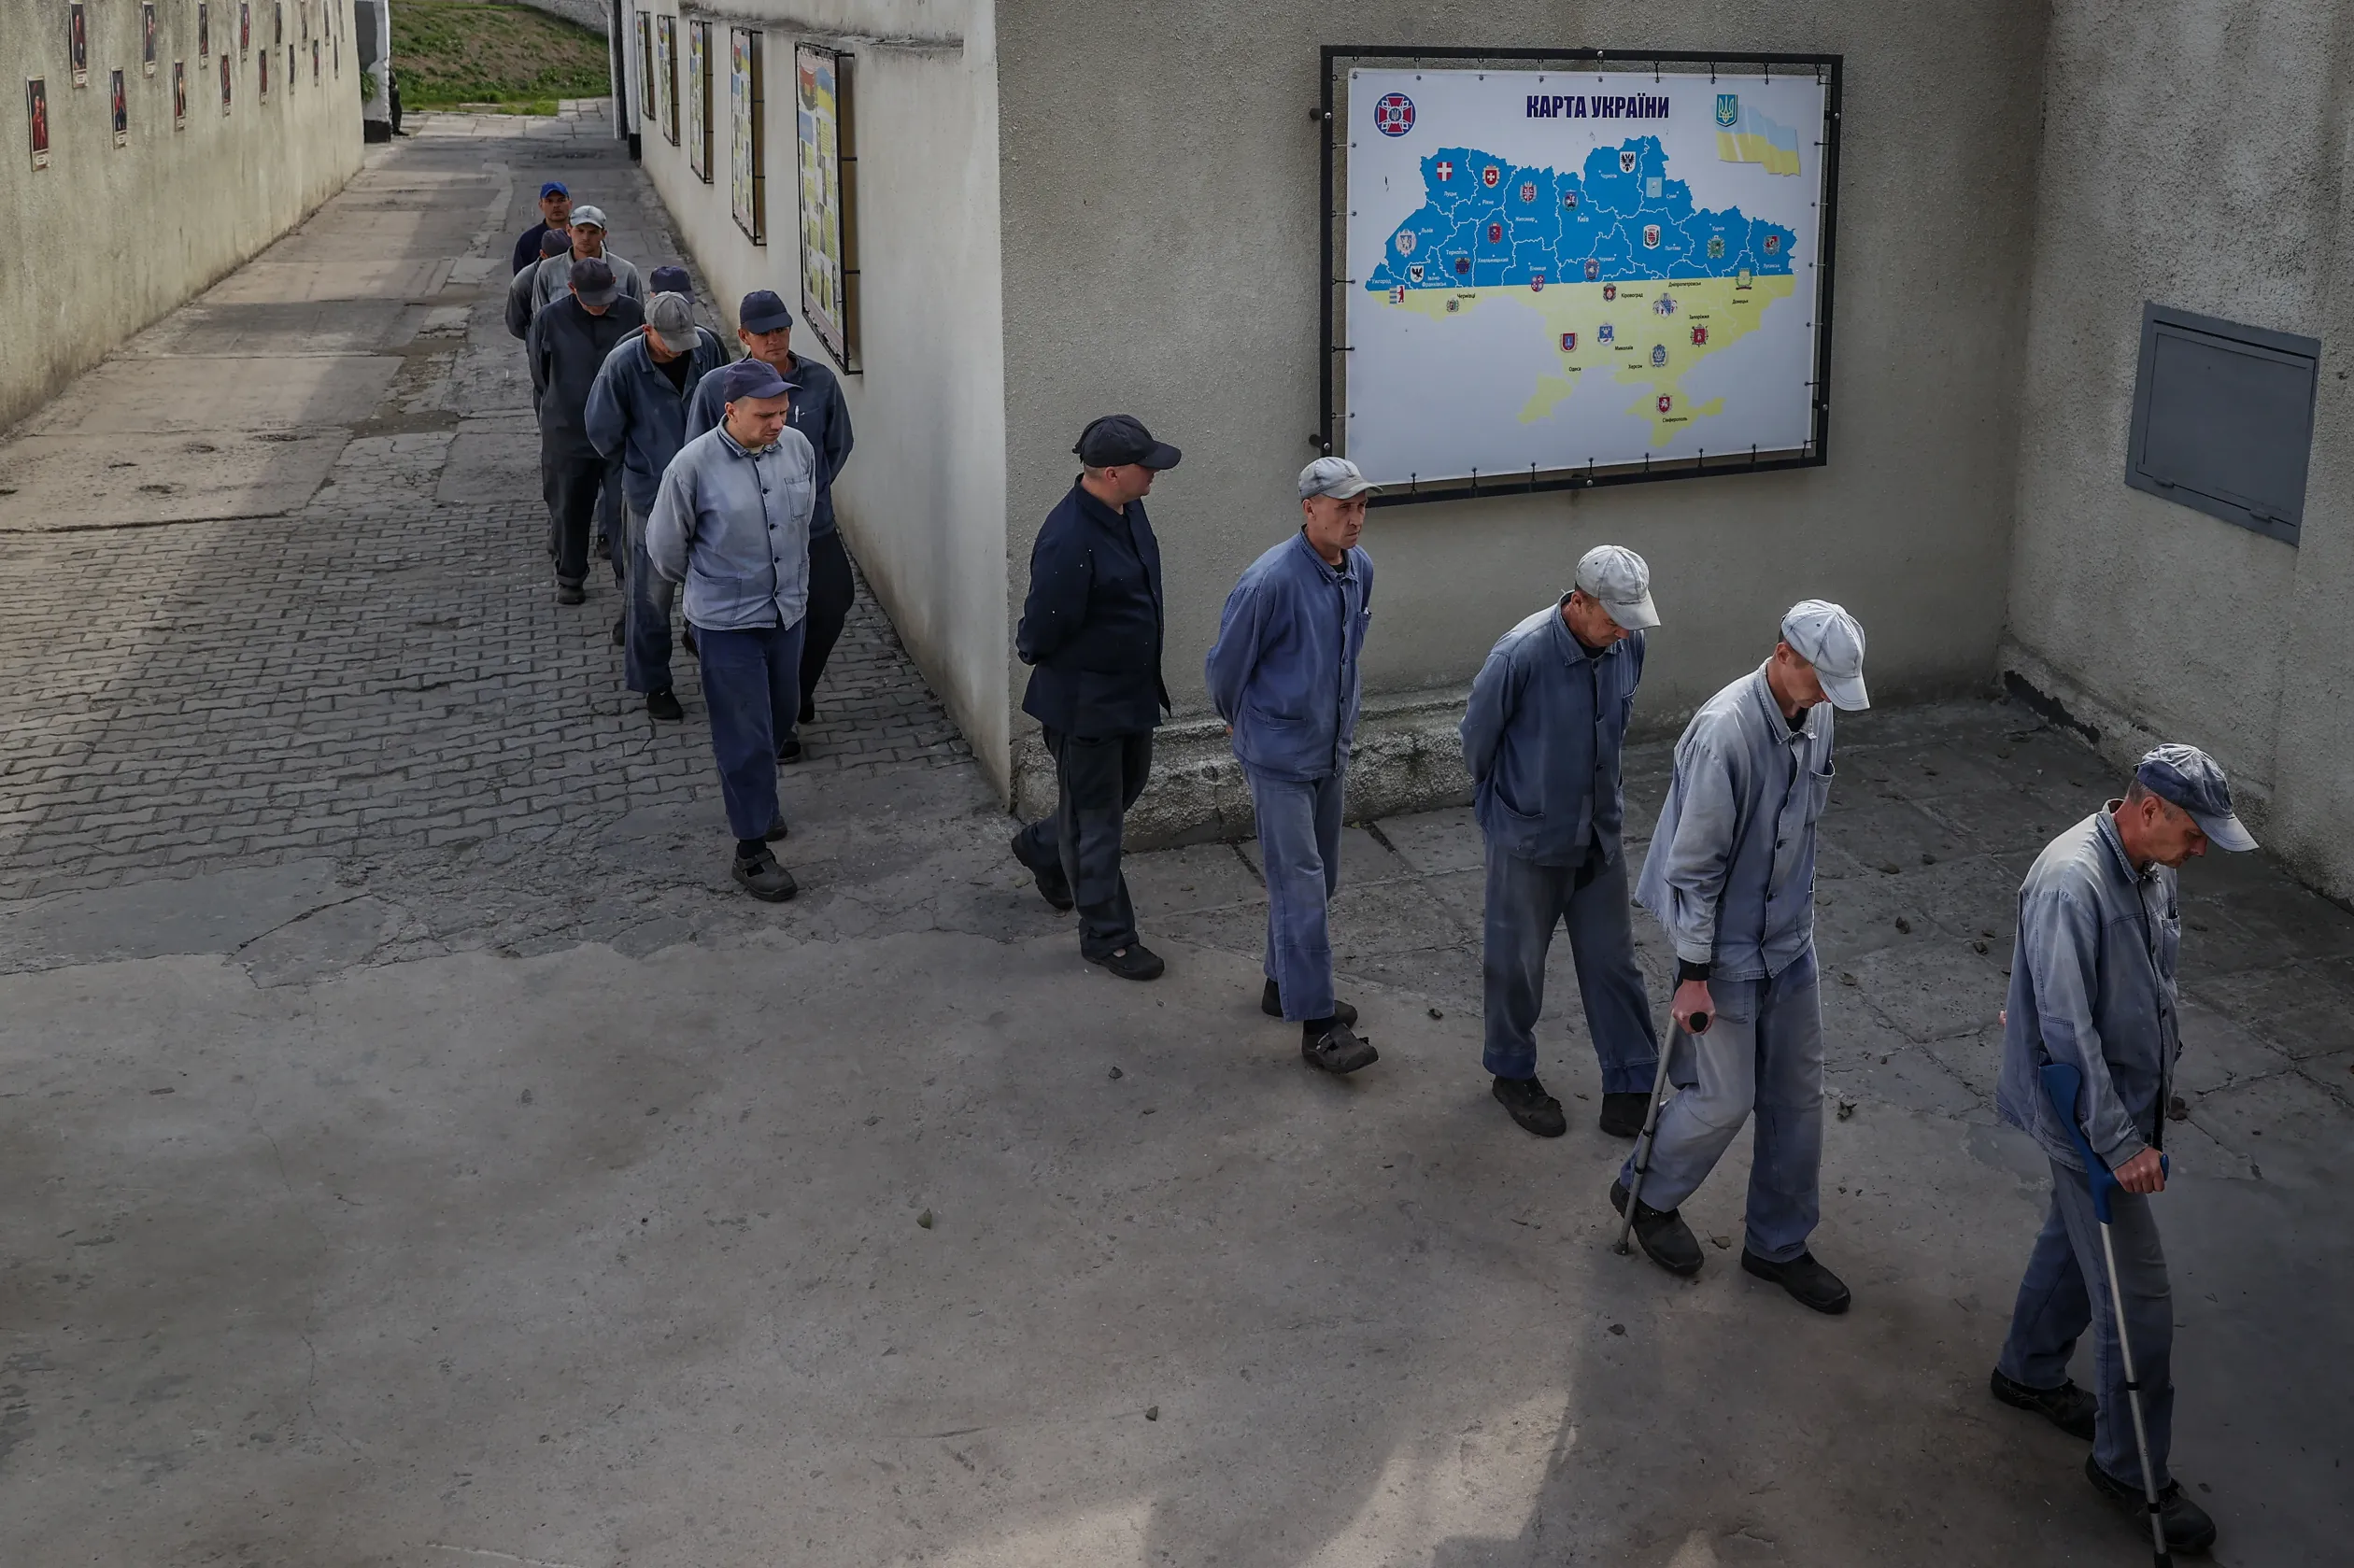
[1366,137,1803,445]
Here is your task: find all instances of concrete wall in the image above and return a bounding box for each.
[2004,0,2354,897]
[621,0,1009,772]
[992,1,2052,826]
[0,0,364,432]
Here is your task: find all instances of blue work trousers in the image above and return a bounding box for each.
[1618,948,1824,1263]
[622,507,678,696]
[1482,845,1661,1091]
[1248,766,1346,1023]
[695,618,805,842]
[1997,1159,2176,1488]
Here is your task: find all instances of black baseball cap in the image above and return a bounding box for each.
[538,229,571,259]
[739,290,793,333]
[1074,414,1181,470]
[569,257,619,307]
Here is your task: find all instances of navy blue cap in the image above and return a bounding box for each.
[719,358,790,403]
[538,229,571,259]
[739,290,793,333]
[1074,414,1182,470]
[2135,743,2256,852]
[648,264,691,296]
[539,180,569,198]
[568,257,618,307]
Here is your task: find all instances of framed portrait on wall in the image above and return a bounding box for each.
[110,67,127,143]
[69,4,90,87]
[657,15,678,145]
[199,3,210,60]
[174,60,187,126]
[144,5,158,75]
[26,78,50,169]
[274,0,283,46]
[729,28,765,245]
[312,38,319,81]
[794,44,858,370]
[239,1,250,57]
[635,13,653,125]
[685,20,711,180]
[220,49,231,111]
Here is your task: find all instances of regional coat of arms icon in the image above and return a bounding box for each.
[1519,181,1537,204]
[1373,92,1415,136]
[1395,230,1417,255]
[1619,150,1638,173]
[1583,258,1600,281]
[1560,332,1577,351]
[1602,283,1616,301]
[1482,165,1501,188]
[1642,224,1662,248]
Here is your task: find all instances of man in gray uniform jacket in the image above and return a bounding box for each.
[1988,743,2245,1556]
[1460,545,1663,1139]
[530,205,645,313]
[1613,600,1868,1314]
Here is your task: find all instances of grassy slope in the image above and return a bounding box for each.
[391,1,609,109]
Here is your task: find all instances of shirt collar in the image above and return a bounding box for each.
[1071,479,1131,530]
[1748,661,1818,745]
[1551,594,1625,664]
[1291,529,1355,583]
[716,425,771,460]
[2093,802,2158,885]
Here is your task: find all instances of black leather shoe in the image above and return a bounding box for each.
[731,847,798,902]
[1091,943,1165,982]
[776,737,803,764]
[1598,1091,1652,1138]
[594,532,612,561]
[645,688,684,722]
[1011,834,1074,911]
[2085,1455,2217,1554]
[763,819,789,842]
[1493,1075,1567,1137]
[1990,1368,2096,1441]
[1302,1021,1379,1074]
[800,695,816,725]
[1260,978,1355,1028]
[1610,1179,1703,1276]
[555,582,586,605]
[1740,1249,1851,1314]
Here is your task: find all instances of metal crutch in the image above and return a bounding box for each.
[1616,1006,1708,1254]
[2041,1060,2174,1568]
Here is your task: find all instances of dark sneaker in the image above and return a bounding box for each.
[1302,1021,1379,1074]
[1493,1075,1567,1137]
[1091,944,1165,982]
[1610,1179,1703,1276]
[1598,1090,1652,1139]
[1012,834,1074,911]
[594,533,612,561]
[2085,1455,2217,1555]
[1990,1367,2096,1441]
[1260,978,1355,1027]
[776,736,803,764]
[730,847,798,902]
[800,695,816,725]
[612,614,626,646]
[763,819,789,842]
[645,688,684,722]
[1740,1249,1851,1314]
[556,582,587,605]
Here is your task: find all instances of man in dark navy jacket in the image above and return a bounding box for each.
[1010,415,1181,981]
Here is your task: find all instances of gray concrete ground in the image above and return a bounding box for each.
[2,115,2350,1568]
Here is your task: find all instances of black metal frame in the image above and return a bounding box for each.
[1318,46,1843,507]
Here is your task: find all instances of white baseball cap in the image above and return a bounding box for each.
[1573,544,1659,630]
[1299,456,1379,501]
[1780,600,1869,710]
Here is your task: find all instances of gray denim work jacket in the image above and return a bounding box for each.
[1635,663,1836,982]
[1460,602,1644,869]
[1995,807,2181,1172]
[645,423,817,632]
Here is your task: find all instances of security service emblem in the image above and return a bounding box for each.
[1373,92,1415,136]
[1642,224,1661,248]
[1619,150,1638,173]
[1559,332,1577,351]
[1651,343,1668,367]
[1395,230,1417,256]
[1482,164,1501,188]
[1716,93,1738,128]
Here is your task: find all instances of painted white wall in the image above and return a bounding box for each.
[0,0,363,431]
[625,0,1010,782]
[2006,0,2354,897]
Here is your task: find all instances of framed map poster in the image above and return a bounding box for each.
[634,13,653,125]
[729,28,764,245]
[685,20,711,181]
[655,14,675,145]
[794,43,858,369]
[1323,49,1842,503]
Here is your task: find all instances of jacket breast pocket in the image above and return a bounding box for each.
[1806,760,1836,823]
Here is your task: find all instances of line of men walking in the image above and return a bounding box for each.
[1006,414,2234,1556]
[507,177,855,898]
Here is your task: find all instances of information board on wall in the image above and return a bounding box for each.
[729,28,764,244]
[1326,51,1840,501]
[794,43,857,370]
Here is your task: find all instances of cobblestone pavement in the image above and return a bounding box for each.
[2,116,2350,1568]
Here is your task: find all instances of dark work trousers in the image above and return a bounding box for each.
[1248,765,1346,1022]
[1013,728,1153,958]
[695,618,806,842]
[621,506,676,695]
[788,529,856,738]
[1482,844,1662,1092]
[1997,1160,2176,1488]
[542,435,625,589]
